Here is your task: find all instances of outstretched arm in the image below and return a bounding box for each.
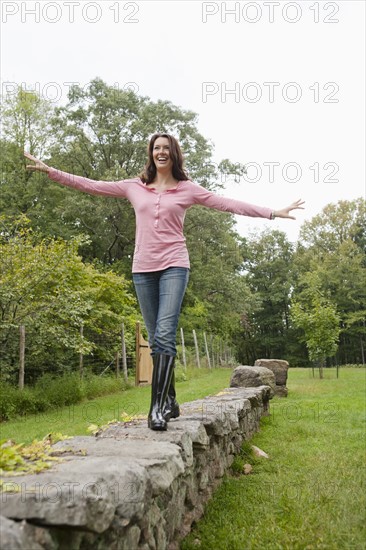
[24,152,129,198]
[190,182,304,220]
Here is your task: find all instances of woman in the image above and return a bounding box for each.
[24,134,304,431]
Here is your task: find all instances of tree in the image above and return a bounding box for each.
[236,229,302,365]
[291,273,341,377]
[295,199,366,364]
[0,216,139,383]
[0,88,55,219]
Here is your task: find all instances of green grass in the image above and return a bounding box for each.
[0,367,232,444]
[181,368,366,550]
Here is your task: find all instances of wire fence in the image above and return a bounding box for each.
[0,324,136,386]
[1,323,236,388]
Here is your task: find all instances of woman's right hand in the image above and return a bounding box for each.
[24,152,50,173]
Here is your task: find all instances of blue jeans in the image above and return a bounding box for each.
[132,267,189,356]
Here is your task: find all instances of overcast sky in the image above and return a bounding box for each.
[1,0,365,242]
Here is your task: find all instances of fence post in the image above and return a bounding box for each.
[193,329,201,368]
[203,331,211,369]
[180,327,187,370]
[79,325,84,379]
[18,325,25,390]
[121,322,128,383]
[115,351,120,378]
[210,334,215,368]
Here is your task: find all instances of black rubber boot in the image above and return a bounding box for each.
[148,354,175,431]
[163,368,180,421]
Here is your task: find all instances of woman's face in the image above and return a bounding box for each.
[152,137,173,172]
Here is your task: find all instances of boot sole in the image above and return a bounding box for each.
[148,419,167,431]
[163,406,180,422]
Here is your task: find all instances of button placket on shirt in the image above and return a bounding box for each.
[154,194,161,228]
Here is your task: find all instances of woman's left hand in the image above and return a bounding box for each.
[273,199,305,220]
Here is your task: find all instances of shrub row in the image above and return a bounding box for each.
[0,373,129,421]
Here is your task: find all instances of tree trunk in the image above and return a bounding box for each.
[319,357,324,379]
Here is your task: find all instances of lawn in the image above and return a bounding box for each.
[181,367,366,550]
[0,366,232,444]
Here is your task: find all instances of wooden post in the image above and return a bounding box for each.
[18,325,25,390]
[79,325,84,379]
[210,334,215,369]
[180,327,187,370]
[135,322,153,386]
[193,329,201,368]
[121,322,128,383]
[115,351,120,378]
[203,331,211,369]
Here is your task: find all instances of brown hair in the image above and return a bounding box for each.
[140,133,190,184]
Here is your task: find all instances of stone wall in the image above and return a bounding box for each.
[1,385,272,550]
[254,359,289,397]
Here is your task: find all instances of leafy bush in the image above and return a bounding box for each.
[0,384,17,421]
[175,363,187,382]
[34,373,83,407]
[81,375,127,399]
[0,372,129,421]
[0,384,49,420]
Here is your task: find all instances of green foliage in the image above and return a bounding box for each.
[0,372,128,421]
[0,216,138,381]
[0,384,17,421]
[0,433,72,480]
[291,272,341,365]
[236,229,302,364]
[81,374,128,399]
[295,199,366,365]
[34,373,83,407]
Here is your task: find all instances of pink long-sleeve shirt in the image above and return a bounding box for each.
[48,168,273,272]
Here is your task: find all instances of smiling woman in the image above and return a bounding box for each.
[24,134,304,431]
[142,133,188,192]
